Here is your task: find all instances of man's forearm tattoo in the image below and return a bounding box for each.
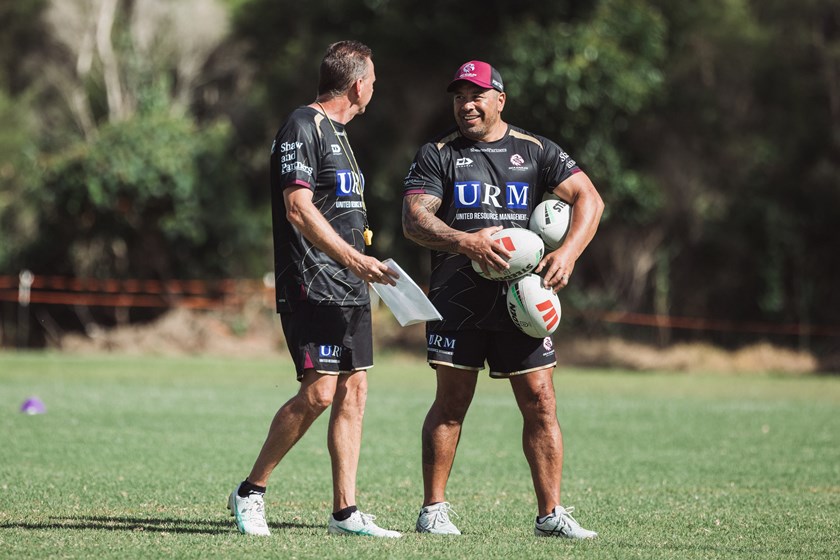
[403,194,463,253]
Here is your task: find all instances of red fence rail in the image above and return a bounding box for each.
[2,274,839,337]
[0,274,270,310]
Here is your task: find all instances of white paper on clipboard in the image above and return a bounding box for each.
[370,259,442,326]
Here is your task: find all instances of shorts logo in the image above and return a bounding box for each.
[428,334,456,350]
[319,345,342,358]
[543,337,553,351]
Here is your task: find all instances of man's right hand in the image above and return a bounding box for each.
[348,254,399,286]
[458,225,511,275]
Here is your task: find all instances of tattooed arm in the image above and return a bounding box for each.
[402,193,510,272]
[402,194,462,252]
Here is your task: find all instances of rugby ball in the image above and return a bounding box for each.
[506,274,562,338]
[529,199,571,251]
[471,228,544,281]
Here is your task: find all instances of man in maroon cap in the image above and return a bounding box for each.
[402,60,604,538]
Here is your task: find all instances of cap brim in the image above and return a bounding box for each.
[446,78,494,92]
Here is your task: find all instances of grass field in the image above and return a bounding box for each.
[1,351,838,559]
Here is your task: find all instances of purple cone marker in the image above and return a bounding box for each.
[20,397,46,415]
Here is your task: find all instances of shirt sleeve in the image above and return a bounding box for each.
[272,116,320,190]
[403,142,445,199]
[539,136,581,193]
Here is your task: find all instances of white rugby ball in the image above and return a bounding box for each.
[506,274,562,338]
[471,228,544,281]
[529,199,571,251]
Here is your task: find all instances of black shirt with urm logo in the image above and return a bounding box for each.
[270,106,368,311]
[404,124,580,331]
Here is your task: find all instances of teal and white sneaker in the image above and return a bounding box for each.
[416,502,461,535]
[534,505,597,539]
[228,483,271,536]
[327,510,402,538]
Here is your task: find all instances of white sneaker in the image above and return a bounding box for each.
[416,502,461,535]
[328,510,402,538]
[534,505,597,539]
[228,483,270,536]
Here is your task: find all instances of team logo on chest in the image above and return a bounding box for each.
[454,181,530,209]
[336,169,363,196]
[335,169,365,208]
[508,153,530,172]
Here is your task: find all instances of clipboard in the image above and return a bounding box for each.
[370,259,442,326]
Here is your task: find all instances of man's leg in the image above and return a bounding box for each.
[509,368,562,517]
[422,365,478,506]
[324,368,402,538]
[327,369,367,511]
[247,369,338,486]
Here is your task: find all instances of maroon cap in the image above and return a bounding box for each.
[447,60,504,93]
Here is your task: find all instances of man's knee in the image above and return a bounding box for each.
[343,370,368,395]
[432,391,473,423]
[434,367,477,419]
[298,373,337,411]
[517,382,558,421]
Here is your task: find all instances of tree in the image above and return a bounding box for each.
[0,0,266,281]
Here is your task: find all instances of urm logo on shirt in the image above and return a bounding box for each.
[336,170,363,197]
[454,181,529,209]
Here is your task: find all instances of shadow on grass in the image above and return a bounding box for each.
[0,515,320,535]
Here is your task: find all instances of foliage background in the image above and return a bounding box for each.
[1,0,838,355]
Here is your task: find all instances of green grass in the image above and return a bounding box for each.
[1,352,838,559]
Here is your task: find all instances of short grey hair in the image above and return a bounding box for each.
[317,40,373,98]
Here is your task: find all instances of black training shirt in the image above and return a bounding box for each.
[270,106,369,311]
[404,124,580,331]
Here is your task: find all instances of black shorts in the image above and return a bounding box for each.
[280,301,373,380]
[426,328,556,378]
